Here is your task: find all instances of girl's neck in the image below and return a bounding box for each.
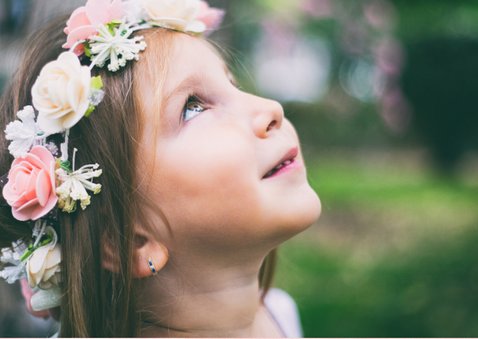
[137,254,282,337]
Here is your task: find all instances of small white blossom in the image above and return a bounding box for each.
[89,88,105,107]
[4,106,45,158]
[89,22,147,72]
[56,163,102,213]
[0,265,25,284]
[45,142,59,156]
[0,240,27,284]
[0,240,27,265]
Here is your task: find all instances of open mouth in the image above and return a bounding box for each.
[262,147,298,179]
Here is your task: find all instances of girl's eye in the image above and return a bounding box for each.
[182,96,206,122]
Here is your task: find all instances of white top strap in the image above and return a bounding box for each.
[264,288,304,338]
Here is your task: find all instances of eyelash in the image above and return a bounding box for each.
[182,95,207,122]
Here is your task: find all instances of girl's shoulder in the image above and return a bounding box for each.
[263,288,303,338]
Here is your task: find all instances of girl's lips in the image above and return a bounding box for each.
[262,147,300,179]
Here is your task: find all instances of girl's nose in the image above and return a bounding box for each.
[248,95,284,138]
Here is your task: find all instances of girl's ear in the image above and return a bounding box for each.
[131,231,169,278]
[102,228,169,278]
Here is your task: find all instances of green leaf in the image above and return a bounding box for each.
[60,160,72,172]
[20,248,33,262]
[106,21,120,35]
[90,76,103,90]
[85,104,96,118]
[84,43,92,58]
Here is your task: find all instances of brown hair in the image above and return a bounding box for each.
[0,17,276,337]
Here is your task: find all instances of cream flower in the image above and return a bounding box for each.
[141,0,206,33]
[31,51,92,134]
[123,0,147,23]
[26,226,61,289]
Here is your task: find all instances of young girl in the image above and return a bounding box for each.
[0,0,321,337]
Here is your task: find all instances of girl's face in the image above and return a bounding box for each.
[138,34,321,257]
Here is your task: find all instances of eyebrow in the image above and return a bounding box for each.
[163,60,233,104]
[163,74,205,105]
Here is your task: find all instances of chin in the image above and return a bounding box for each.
[293,187,321,231]
[270,186,322,245]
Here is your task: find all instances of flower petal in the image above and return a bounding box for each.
[29,145,55,167]
[86,0,124,25]
[63,25,97,49]
[37,114,65,135]
[35,169,51,207]
[44,245,61,270]
[64,7,90,34]
[26,247,49,287]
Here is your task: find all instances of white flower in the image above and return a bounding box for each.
[31,287,62,311]
[123,0,148,23]
[56,162,102,213]
[141,0,207,33]
[89,22,147,72]
[0,240,27,265]
[26,226,61,289]
[0,240,27,284]
[31,51,92,134]
[4,106,44,158]
[0,265,25,284]
[0,222,62,288]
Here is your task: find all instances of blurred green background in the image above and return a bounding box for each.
[1,0,478,337]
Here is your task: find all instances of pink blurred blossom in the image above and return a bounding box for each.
[374,38,404,76]
[197,0,225,32]
[300,0,333,18]
[363,0,396,30]
[380,87,411,134]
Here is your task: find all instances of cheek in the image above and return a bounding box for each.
[147,126,263,239]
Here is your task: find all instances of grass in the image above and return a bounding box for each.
[274,149,478,337]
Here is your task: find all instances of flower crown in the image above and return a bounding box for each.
[0,0,224,312]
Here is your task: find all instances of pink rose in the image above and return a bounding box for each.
[63,0,125,55]
[197,0,224,31]
[2,146,58,221]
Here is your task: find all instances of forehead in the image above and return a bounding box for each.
[134,31,228,120]
[162,34,228,94]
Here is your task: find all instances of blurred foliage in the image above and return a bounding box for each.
[401,37,478,172]
[276,154,478,337]
[278,226,478,337]
[393,0,478,41]
[284,101,409,152]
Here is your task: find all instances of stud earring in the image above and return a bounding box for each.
[148,257,157,275]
